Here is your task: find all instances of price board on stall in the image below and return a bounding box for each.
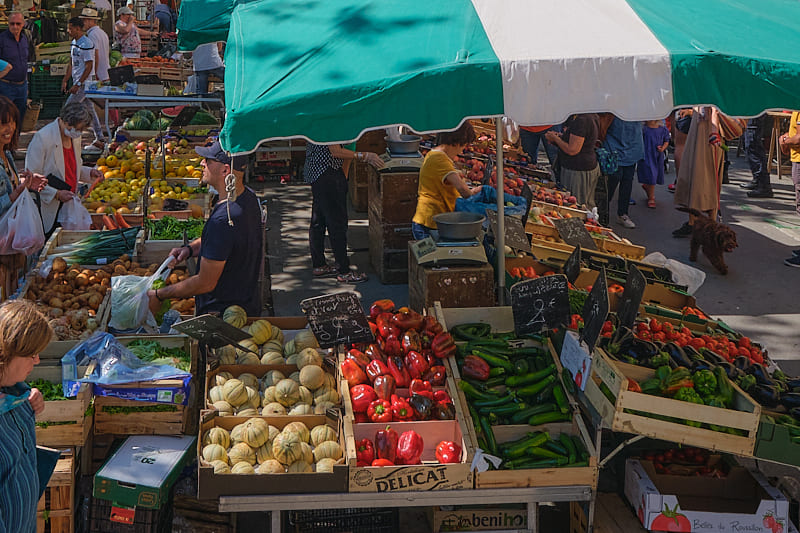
[300,292,374,348]
[580,268,609,351]
[510,274,570,335]
[553,217,598,251]
[563,244,581,285]
[616,264,646,330]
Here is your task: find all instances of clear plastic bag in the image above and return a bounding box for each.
[61,331,190,397]
[0,188,45,255]
[109,257,172,331]
[642,252,706,295]
[57,197,92,230]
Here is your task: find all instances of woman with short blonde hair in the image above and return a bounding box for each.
[0,300,53,533]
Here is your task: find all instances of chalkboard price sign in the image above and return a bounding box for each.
[486,209,530,251]
[300,292,374,348]
[580,268,609,351]
[563,244,581,284]
[617,264,646,330]
[510,274,570,335]
[553,217,598,250]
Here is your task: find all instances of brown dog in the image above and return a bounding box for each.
[677,207,738,275]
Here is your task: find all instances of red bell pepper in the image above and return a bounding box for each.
[396,430,424,465]
[365,359,390,382]
[387,356,411,387]
[356,438,375,466]
[354,412,370,423]
[367,399,392,423]
[375,425,399,463]
[435,441,461,464]
[405,350,430,380]
[365,343,387,363]
[369,299,395,320]
[350,384,377,413]
[391,307,424,332]
[341,359,368,387]
[401,329,422,354]
[422,365,447,387]
[373,374,396,401]
[375,312,395,339]
[409,379,434,400]
[391,394,414,421]
[346,348,371,370]
[431,332,456,359]
[421,349,435,367]
[433,390,452,405]
[462,354,490,381]
[368,321,379,339]
[384,334,404,358]
[421,315,444,337]
[371,458,395,467]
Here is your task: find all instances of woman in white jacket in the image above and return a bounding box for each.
[25,103,104,236]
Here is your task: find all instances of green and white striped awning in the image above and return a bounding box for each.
[178,0,800,154]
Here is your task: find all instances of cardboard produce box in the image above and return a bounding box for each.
[429,506,527,532]
[94,435,196,509]
[625,458,789,533]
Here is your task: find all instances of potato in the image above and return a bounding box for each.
[167,273,179,285]
[49,297,64,309]
[113,264,127,275]
[87,293,102,310]
[52,257,67,273]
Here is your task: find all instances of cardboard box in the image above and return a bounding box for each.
[625,459,789,533]
[94,435,196,509]
[430,506,527,532]
[137,84,164,96]
[755,416,800,468]
[197,413,347,499]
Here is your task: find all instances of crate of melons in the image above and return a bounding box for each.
[197,412,348,498]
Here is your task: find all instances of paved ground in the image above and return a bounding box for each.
[260,151,800,373]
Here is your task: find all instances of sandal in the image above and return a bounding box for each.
[312,265,337,277]
[337,271,368,283]
[647,199,656,209]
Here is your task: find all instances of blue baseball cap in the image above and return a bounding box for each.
[195,140,248,171]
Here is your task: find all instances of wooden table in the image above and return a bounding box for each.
[767,110,794,179]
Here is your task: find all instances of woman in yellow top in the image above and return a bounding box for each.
[412,122,482,240]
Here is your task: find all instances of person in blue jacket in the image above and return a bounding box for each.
[603,117,644,229]
[0,300,53,533]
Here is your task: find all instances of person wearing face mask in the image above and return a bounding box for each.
[25,103,104,237]
[146,140,263,317]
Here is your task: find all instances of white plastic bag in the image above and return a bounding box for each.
[642,252,706,295]
[0,189,45,255]
[184,74,198,95]
[109,257,172,331]
[58,197,92,230]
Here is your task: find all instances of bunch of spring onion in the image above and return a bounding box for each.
[49,226,141,265]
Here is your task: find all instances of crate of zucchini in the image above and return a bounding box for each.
[93,335,196,436]
[584,347,760,456]
[434,305,598,489]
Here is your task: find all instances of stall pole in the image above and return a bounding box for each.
[496,119,506,305]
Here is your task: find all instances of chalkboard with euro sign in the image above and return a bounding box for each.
[485,209,530,251]
[562,244,581,285]
[553,217,598,251]
[300,291,374,348]
[616,264,646,331]
[580,268,609,351]
[510,274,570,335]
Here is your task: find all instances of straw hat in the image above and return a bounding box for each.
[80,7,101,19]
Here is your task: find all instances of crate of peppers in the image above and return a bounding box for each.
[435,306,598,490]
[340,300,473,493]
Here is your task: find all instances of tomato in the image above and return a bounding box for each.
[650,320,663,333]
[680,327,692,336]
[653,331,666,342]
[650,505,692,532]
[738,336,752,348]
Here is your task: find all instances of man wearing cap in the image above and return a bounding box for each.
[114,6,156,58]
[147,141,263,316]
[81,7,109,149]
[0,12,29,124]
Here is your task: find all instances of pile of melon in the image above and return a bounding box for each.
[201,419,343,474]
[219,306,321,367]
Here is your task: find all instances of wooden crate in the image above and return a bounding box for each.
[408,247,495,312]
[530,199,588,219]
[38,228,144,266]
[35,42,72,61]
[94,396,186,436]
[88,212,144,230]
[355,129,388,154]
[584,347,760,456]
[526,226,646,261]
[348,160,374,212]
[368,170,419,224]
[570,493,647,533]
[31,365,93,448]
[37,454,76,533]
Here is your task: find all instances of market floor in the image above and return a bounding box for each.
[260,153,800,372]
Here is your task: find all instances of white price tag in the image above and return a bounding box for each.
[560,331,592,391]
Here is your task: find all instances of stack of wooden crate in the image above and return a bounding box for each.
[368,170,419,284]
[37,453,76,533]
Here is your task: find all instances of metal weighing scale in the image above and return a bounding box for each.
[411,236,488,267]
[379,148,424,172]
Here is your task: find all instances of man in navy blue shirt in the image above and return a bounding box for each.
[0,12,29,124]
[147,141,263,316]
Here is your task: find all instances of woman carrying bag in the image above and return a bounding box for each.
[25,103,103,236]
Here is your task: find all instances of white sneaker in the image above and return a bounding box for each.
[618,215,636,228]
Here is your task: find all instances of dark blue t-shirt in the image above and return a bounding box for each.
[195,187,262,316]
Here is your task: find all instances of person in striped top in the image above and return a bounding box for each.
[0,301,54,533]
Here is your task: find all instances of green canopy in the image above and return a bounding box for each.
[176,0,233,51]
